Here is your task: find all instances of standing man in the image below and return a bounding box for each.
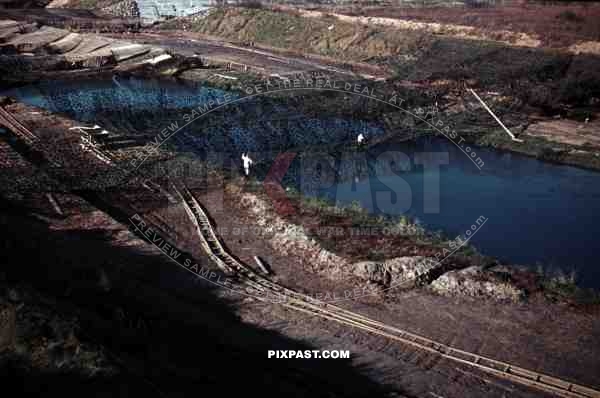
[357,133,365,145]
[241,153,253,176]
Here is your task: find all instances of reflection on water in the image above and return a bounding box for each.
[6,78,600,287]
[4,77,385,157]
[5,77,232,119]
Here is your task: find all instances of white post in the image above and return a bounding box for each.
[469,89,523,143]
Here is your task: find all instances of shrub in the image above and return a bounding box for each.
[556,10,583,23]
[238,0,263,9]
[536,147,567,162]
[525,85,556,110]
[559,75,600,106]
[465,0,496,8]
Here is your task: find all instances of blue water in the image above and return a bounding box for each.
[281,137,600,287]
[4,77,233,119]
[4,78,385,157]
[5,78,600,287]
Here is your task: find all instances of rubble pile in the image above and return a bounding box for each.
[430,266,525,302]
[352,256,439,287]
[101,0,140,18]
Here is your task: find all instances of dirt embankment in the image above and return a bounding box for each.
[161,7,433,64]
[47,0,118,8]
[300,3,600,51]
[287,6,542,49]
[221,182,533,303]
[163,8,600,115]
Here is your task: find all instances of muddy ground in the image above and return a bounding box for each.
[0,98,599,396]
[1,130,599,397]
[1,5,600,397]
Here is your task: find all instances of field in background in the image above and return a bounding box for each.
[326,2,600,47]
[46,0,600,47]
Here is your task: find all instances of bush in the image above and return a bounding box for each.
[465,0,496,8]
[238,0,263,9]
[525,85,557,110]
[536,147,567,162]
[556,10,583,22]
[559,75,600,106]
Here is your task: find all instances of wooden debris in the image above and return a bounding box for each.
[254,255,272,275]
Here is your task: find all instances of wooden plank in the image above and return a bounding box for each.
[68,35,114,55]
[0,20,18,28]
[254,256,272,275]
[108,42,150,62]
[6,26,69,53]
[47,32,83,54]
[0,305,16,352]
[0,106,37,144]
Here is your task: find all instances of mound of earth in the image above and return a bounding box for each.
[47,0,118,9]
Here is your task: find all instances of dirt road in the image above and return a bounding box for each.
[112,31,389,80]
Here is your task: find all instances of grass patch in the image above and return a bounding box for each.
[536,266,600,305]
[297,192,428,237]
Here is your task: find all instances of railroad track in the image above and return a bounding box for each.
[0,106,38,145]
[174,184,600,398]
[0,105,116,166]
[2,104,599,398]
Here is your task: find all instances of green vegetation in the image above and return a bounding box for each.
[536,266,600,304]
[282,185,429,238]
[473,128,600,171]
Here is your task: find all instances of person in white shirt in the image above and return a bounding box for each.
[357,133,365,145]
[241,153,253,176]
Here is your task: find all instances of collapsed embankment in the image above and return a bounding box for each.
[219,181,528,303]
